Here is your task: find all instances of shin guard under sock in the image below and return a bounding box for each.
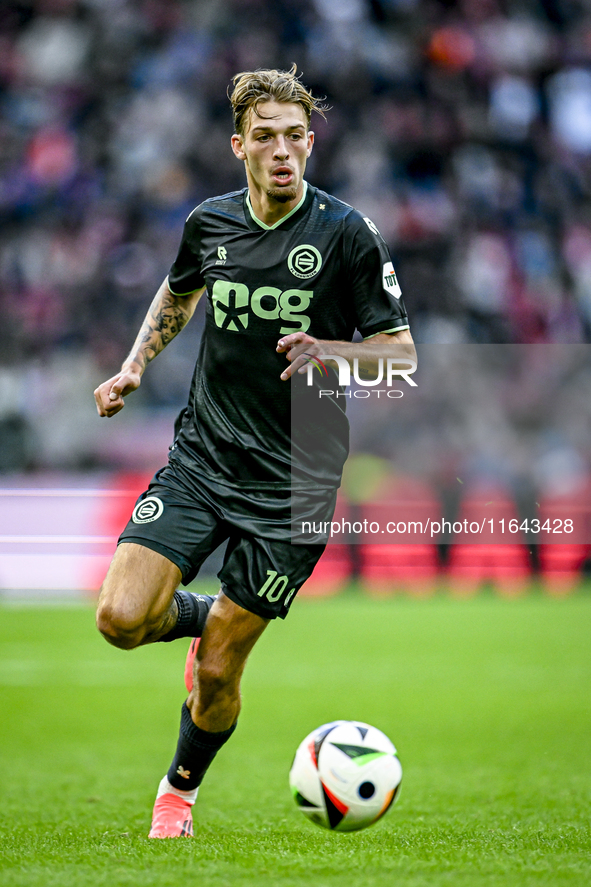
[167,702,236,792]
[158,592,216,643]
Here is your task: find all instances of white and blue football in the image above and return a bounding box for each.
[289,720,402,832]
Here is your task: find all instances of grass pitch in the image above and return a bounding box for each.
[0,586,590,887]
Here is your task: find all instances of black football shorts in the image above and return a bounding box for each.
[117,458,336,620]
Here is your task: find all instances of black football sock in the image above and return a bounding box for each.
[167,702,237,792]
[157,591,217,643]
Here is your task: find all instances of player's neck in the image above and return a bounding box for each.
[246,182,306,229]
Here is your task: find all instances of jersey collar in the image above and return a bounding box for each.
[245,182,310,231]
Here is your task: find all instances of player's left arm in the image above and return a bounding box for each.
[276,328,416,381]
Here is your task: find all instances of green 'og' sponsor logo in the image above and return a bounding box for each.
[212,280,313,333]
[212,281,250,331]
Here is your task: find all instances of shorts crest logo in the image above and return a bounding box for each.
[288,245,322,279]
[132,496,164,524]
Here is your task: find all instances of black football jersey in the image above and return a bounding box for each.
[167,183,409,490]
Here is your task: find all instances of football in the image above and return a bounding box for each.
[289,720,402,832]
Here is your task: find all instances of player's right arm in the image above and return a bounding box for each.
[94,277,205,418]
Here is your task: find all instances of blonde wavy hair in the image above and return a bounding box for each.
[229,64,328,135]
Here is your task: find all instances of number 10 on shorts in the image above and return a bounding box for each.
[258,570,296,604]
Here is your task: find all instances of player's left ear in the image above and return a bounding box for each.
[306,131,314,157]
[231,134,246,161]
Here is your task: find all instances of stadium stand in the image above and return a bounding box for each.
[444,482,532,597]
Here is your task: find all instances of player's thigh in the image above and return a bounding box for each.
[97,541,182,628]
[219,534,326,620]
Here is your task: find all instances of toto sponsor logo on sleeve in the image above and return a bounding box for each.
[132,496,164,524]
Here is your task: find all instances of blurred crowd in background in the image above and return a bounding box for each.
[2,0,591,475]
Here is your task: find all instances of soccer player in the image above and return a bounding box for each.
[93,65,415,838]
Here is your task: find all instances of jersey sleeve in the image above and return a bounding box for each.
[167,208,205,295]
[343,211,409,339]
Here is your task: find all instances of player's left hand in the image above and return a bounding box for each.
[276,332,325,380]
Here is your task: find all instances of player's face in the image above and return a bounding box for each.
[231,101,314,207]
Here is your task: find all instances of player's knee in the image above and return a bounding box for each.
[96,599,146,650]
[195,658,236,702]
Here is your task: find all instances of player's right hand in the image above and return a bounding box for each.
[94,368,141,417]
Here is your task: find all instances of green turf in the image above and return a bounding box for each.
[0,586,590,886]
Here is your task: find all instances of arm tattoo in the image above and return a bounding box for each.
[128,290,192,370]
